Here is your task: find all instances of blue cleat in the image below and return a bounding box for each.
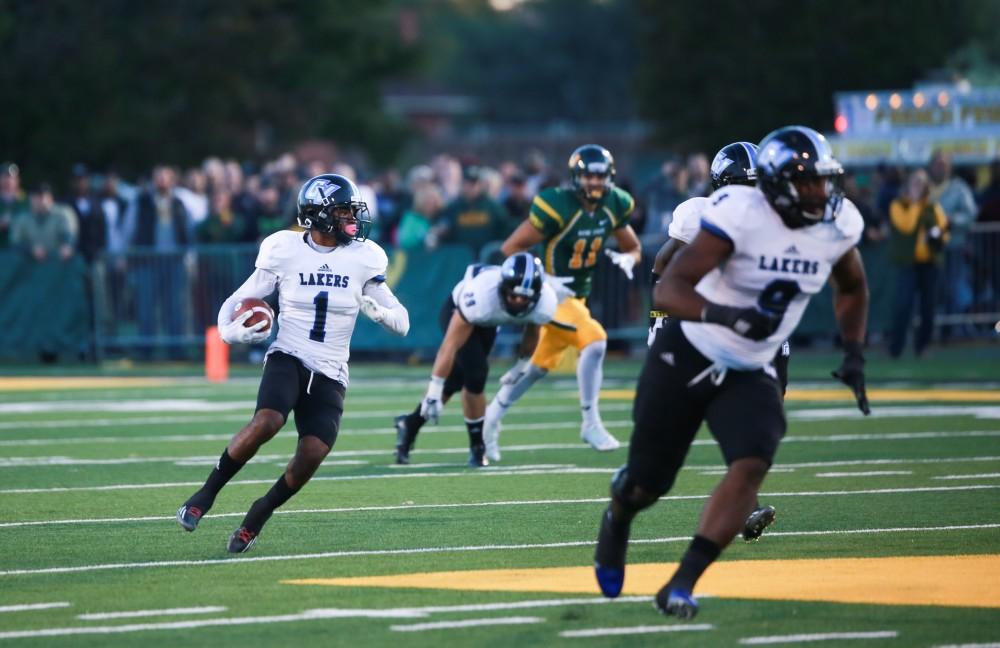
[594,508,629,598]
[655,586,698,620]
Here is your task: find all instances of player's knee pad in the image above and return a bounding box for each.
[609,466,662,514]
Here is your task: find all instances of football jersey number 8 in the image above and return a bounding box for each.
[758,279,801,315]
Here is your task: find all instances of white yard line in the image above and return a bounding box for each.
[0,523,996,578]
[2,427,998,462]
[2,483,996,529]
[0,608,425,640]
[933,473,1000,480]
[788,405,1000,420]
[815,471,913,478]
[5,464,1000,497]
[0,419,632,444]
[1,402,998,436]
[739,630,898,644]
[933,643,1000,648]
[77,606,226,621]
[560,624,714,638]
[0,602,70,613]
[0,596,649,641]
[0,398,632,430]
[390,616,542,632]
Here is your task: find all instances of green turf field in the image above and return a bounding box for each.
[1,347,998,647]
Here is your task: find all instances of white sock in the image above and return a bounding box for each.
[578,340,606,426]
[492,363,547,417]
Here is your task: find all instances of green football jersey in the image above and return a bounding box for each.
[528,186,635,297]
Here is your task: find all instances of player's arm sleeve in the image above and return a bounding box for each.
[667,201,701,244]
[698,192,743,247]
[611,190,636,230]
[216,268,279,329]
[363,280,410,336]
[527,194,565,237]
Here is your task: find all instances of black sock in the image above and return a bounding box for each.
[188,449,245,510]
[241,474,300,532]
[404,404,427,434]
[466,417,484,447]
[669,535,722,592]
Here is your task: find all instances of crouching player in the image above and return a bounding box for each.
[394,252,568,466]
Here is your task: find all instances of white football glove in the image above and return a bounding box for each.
[500,357,532,386]
[604,249,637,280]
[219,310,270,345]
[545,275,576,302]
[420,376,445,424]
[356,293,388,323]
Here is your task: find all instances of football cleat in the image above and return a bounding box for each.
[655,586,698,620]
[394,414,415,465]
[483,402,502,462]
[468,443,489,468]
[581,421,620,452]
[176,504,204,532]
[227,527,258,553]
[594,508,630,598]
[743,505,776,542]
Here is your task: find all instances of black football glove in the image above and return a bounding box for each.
[832,341,871,415]
[702,303,781,341]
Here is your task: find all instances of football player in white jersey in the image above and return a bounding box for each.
[176,174,409,553]
[394,252,564,466]
[594,126,871,619]
[649,142,778,543]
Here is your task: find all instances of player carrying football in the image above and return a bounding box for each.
[176,174,409,553]
[594,126,871,618]
[483,144,641,457]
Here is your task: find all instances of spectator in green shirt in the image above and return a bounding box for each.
[436,165,511,259]
[397,183,444,250]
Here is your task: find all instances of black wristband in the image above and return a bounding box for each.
[651,271,660,284]
[701,302,739,326]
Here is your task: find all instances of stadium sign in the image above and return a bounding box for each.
[829,85,1000,165]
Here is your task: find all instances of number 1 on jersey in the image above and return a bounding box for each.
[309,291,328,342]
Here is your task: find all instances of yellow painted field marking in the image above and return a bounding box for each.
[285,554,1000,609]
[599,388,1000,402]
[0,377,179,392]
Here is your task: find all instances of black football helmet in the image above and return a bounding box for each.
[757,126,844,229]
[711,142,759,191]
[568,144,615,202]
[297,174,373,244]
[498,252,544,316]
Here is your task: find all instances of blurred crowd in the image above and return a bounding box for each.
[1,146,999,358]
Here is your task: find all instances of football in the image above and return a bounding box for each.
[232,297,274,332]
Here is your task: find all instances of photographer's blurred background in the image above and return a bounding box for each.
[1,0,999,365]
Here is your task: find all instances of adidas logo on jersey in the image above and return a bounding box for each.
[318,263,332,272]
[784,245,800,255]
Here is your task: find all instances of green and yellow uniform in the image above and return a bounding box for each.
[526,186,635,370]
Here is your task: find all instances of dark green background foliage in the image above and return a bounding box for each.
[634,0,1000,150]
[0,0,418,179]
[2,0,999,178]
